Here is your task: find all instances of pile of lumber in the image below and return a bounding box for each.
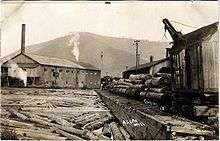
[108,73,171,105]
[1,88,131,140]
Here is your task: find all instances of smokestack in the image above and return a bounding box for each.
[166,48,170,57]
[21,24,25,54]
[150,55,154,63]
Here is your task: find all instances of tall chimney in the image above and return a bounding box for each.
[150,55,154,63]
[21,24,25,54]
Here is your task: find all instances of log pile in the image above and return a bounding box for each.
[1,88,130,140]
[108,73,172,106]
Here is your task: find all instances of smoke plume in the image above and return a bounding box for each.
[8,63,27,86]
[68,32,80,61]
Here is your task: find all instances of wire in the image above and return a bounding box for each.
[170,20,199,29]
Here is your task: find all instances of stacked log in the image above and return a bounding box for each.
[108,73,171,106]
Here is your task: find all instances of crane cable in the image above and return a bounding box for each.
[170,20,199,29]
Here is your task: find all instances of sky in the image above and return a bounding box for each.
[1,1,218,57]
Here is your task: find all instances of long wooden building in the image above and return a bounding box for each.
[1,24,101,89]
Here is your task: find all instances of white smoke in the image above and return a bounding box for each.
[68,32,80,61]
[8,63,27,87]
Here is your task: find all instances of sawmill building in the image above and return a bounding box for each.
[1,53,101,89]
[1,24,101,89]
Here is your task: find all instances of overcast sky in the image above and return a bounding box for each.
[1,1,218,57]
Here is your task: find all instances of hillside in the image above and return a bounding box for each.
[25,32,170,76]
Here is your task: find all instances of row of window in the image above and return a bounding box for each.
[65,81,99,85]
[44,68,98,75]
[81,72,97,75]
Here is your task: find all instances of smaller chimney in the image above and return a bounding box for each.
[166,48,170,57]
[21,24,25,54]
[150,55,154,63]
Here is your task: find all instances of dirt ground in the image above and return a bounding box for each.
[0,88,129,140]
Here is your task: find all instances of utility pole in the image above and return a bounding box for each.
[101,51,104,77]
[133,40,140,73]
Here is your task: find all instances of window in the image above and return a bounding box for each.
[66,81,68,84]
[44,68,47,72]
[71,71,74,73]
[59,69,62,72]
[52,69,55,72]
[66,70,69,73]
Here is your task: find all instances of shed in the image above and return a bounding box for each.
[122,57,170,79]
[168,22,218,94]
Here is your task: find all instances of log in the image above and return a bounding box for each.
[149,87,169,93]
[21,112,52,123]
[114,85,130,89]
[8,109,28,121]
[129,74,152,81]
[102,123,111,138]
[75,114,99,124]
[9,110,84,137]
[76,114,101,126]
[154,73,171,78]
[82,130,109,140]
[14,129,67,140]
[119,126,131,140]
[52,128,84,140]
[145,77,171,88]
[83,116,113,130]
[118,88,127,95]
[0,118,34,129]
[140,92,169,103]
[117,81,133,86]
[36,112,76,127]
[125,88,140,97]
[109,122,125,140]
[129,84,145,90]
[3,126,63,140]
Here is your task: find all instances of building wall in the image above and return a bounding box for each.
[202,31,219,92]
[76,69,101,89]
[149,60,170,75]
[84,70,101,89]
[38,66,78,88]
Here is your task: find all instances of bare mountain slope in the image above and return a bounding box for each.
[24,32,169,76]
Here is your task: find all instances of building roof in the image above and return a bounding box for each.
[183,22,218,45]
[78,62,99,70]
[123,57,169,73]
[28,54,85,69]
[1,53,99,70]
[171,22,218,53]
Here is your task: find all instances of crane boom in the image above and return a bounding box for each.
[162,18,183,43]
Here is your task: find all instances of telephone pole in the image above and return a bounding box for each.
[101,51,104,76]
[133,40,140,73]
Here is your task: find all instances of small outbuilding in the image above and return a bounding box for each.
[122,57,170,79]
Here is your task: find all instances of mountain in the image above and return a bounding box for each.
[24,32,170,76]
